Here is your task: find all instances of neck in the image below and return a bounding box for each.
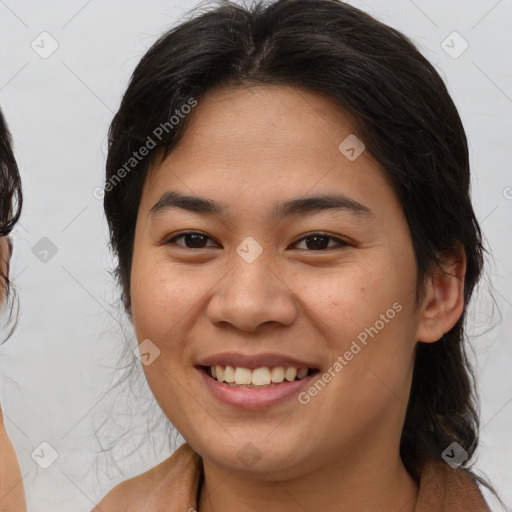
[198,449,418,512]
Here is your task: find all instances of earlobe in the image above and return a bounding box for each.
[415,246,466,343]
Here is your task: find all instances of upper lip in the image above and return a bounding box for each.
[197,352,319,370]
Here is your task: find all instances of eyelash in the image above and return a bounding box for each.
[164,231,349,251]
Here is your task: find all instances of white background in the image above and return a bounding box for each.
[0,0,511,510]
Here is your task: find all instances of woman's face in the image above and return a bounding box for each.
[130,84,430,478]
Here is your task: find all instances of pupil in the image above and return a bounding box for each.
[186,234,206,248]
[306,235,328,250]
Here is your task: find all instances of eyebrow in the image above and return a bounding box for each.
[149,191,373,219]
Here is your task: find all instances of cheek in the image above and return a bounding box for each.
[130,255,202,339]
[300,257,417,401]
[129,256,194,417]
[299,257,413,338]
[129,254,214,401]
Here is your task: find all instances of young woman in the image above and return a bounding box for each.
[94,0,504,510]
[0,108,26,511]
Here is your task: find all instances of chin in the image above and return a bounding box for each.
[189,429,315,477]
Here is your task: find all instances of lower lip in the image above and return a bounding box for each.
[197,367,317,410]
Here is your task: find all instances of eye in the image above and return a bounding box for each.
[291,233,349,251]
[165,231,348,251]
[165,231,349,251]
[165,232,219,249]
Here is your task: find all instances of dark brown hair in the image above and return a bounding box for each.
[102,0,503,504]
[0,107,22,340]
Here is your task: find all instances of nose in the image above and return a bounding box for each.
[206,251,298,333]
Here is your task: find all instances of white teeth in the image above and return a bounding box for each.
[252,367,271,386]
[224,365,235,383]
[297,368,308,379]
[234,367,252,385]
[284,367,297,381]
[271,366,285,383]
[208,365,312,385]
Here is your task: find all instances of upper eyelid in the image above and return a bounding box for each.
[163,231,218,245]
[165,231,349,248]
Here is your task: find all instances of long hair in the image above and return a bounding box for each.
[0,107,22,340]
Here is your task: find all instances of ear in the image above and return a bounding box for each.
[415,245,466,343]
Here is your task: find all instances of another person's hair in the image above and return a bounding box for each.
[103,0,501,502]
[0,107,22,340]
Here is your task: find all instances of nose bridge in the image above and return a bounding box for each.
[206,241,296,332]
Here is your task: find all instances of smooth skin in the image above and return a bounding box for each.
[0,236,26,512]
[96,84,465,511]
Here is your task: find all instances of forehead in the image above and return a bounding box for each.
[170,83,357,158]
[142,84,397,218]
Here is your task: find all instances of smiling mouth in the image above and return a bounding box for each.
[201,365,319,389]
